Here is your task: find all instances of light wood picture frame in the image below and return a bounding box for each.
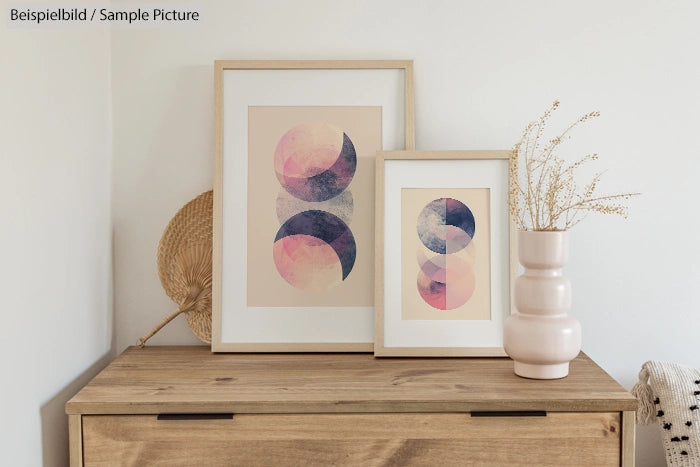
[213,60,415,352]
[375,150,517,357]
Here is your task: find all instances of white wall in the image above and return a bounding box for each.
[107,1,697,465]
[0,10,113,467]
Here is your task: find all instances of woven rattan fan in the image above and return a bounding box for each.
[138,190,213,346]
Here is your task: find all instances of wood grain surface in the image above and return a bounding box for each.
[621,410,636,467]
[66,346,636,415]
[68,414,82,467]
[83,412,620,466]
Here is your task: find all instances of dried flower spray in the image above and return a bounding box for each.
[509,101,639,231]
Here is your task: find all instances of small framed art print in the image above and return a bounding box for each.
[375,151,517,356]
[212,60,415,352]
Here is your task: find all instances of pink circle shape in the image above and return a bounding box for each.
[417,255,475,310]
[274,122,344,179]
[273,122,356,202]
[272,234,343,292]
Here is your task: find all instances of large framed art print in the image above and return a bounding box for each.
[212,60,415,352]
[375,151,517,356]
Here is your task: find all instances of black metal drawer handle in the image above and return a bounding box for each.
[157,413,234,421]
[471,411,546,417]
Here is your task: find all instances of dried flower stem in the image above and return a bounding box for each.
[509,101,639,231]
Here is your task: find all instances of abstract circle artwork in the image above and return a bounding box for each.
[274,122,357,202]
[273,210,356,292]
[273,122,357,291]
[276,189,353,225]
[417,254,475,310]
[417,197,475,254]
[416,197,477,310]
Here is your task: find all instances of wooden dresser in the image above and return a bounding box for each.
[66,346,637,466]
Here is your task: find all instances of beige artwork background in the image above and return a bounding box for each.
[401,188,491,320]
[247,106,381,307]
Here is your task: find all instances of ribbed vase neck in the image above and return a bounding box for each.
[523,268,563,277]
[518,230,569,270]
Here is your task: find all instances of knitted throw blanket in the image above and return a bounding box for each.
[632,361,700,466]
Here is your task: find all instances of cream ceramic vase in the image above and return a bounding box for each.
[504,231,581,379]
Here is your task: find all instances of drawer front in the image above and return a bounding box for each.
[82,412,620,466]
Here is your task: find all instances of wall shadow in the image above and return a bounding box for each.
[40,226,117,467]
[39,352,115,467]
